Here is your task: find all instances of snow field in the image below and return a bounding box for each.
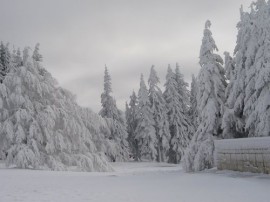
[0,162,269,202]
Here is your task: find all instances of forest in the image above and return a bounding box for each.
[0,0,270,174]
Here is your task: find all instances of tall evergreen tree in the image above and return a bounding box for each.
[183,20,226,172]
[175,63,190,113]
[189,74,199,128]
[32,43,43,62]
[99,66,129,161]
[222,52,237,139]
[126,91,139,160]
[148,66,170,162]
[0,42,11,83]
[135,74,157,161]
[225,6,254,138]
[246,0,270,137]
[164,65,193,164]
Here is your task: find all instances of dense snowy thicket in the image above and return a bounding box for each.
[125,64,192,163]
[183,20,226,172]
[0,45,112,171]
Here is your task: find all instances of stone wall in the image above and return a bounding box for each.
[215,137,270,174]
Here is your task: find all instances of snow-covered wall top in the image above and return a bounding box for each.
[215,137,270,151]
[215,137,270,174]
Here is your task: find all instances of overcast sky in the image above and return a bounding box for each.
[0,0,252,112]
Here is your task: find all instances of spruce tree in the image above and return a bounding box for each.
[225,7,254,138]
[148,66,170,162]
[222,52,237,139]
[175,63,190,113]
[189,74,199,128]
[0,42,11,83]
[183,20,226,172]
[99,66,129,161]
[32,43,43,62]
[126,91,139,160]
[246,0,270,137]
[135,74,157,161]
[164,65,193,164]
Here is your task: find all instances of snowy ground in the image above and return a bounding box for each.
[0,161,269,202]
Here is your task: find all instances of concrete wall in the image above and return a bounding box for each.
[215,137,270,174]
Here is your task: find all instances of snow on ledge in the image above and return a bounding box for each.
[214,137,270,151]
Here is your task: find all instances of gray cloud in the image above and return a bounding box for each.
[0,0,252,112]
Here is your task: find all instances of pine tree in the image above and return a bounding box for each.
[135,74,157,161]
[164,65,193,164]
[183,20,226,172]
[225,6,254,138]
[189,74,199,128]
[23,47,30,66]
[32,43,43,62]
[222,52,237,138]
[126,91,139,160]
[246,0,270,137]
[175,63,190,113]
[148,66,170,162]
[99,66,129,161]
[0,42,11,83]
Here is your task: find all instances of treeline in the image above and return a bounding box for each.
[100,0,270,172]
[0,0,269,173]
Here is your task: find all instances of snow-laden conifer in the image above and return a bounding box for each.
[148,66,170,162]
[32,43,43,62]
[135,74,157,161]
[246,0,270,137]
[189,74,199,128]
[183,20,226,172]
[99,66,129,161]
[0,46,112,171]
[222,52,238,138]
[225,7,254,138]
[164,65,193,164]
[126,91,139,160]
[175,64,190,113]
[0,42,11,83]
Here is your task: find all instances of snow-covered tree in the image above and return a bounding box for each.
[126,91,139,160]
[222,52,237,139]
[99,66,129,161]
[245,0,270,137]
[32,43,43,62]
[0,42,11,83]
[22,47,30,66]
[189,74,199,128]
[183,20,226,172]
[224,7,254,138]
[148,66,170,162]
[175,63,190,113]
[11,48,23,68]
[0,45,112,171]
[135,74,157,161]
[164,65,193,164]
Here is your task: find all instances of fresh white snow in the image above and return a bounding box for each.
[0,161,269,202]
